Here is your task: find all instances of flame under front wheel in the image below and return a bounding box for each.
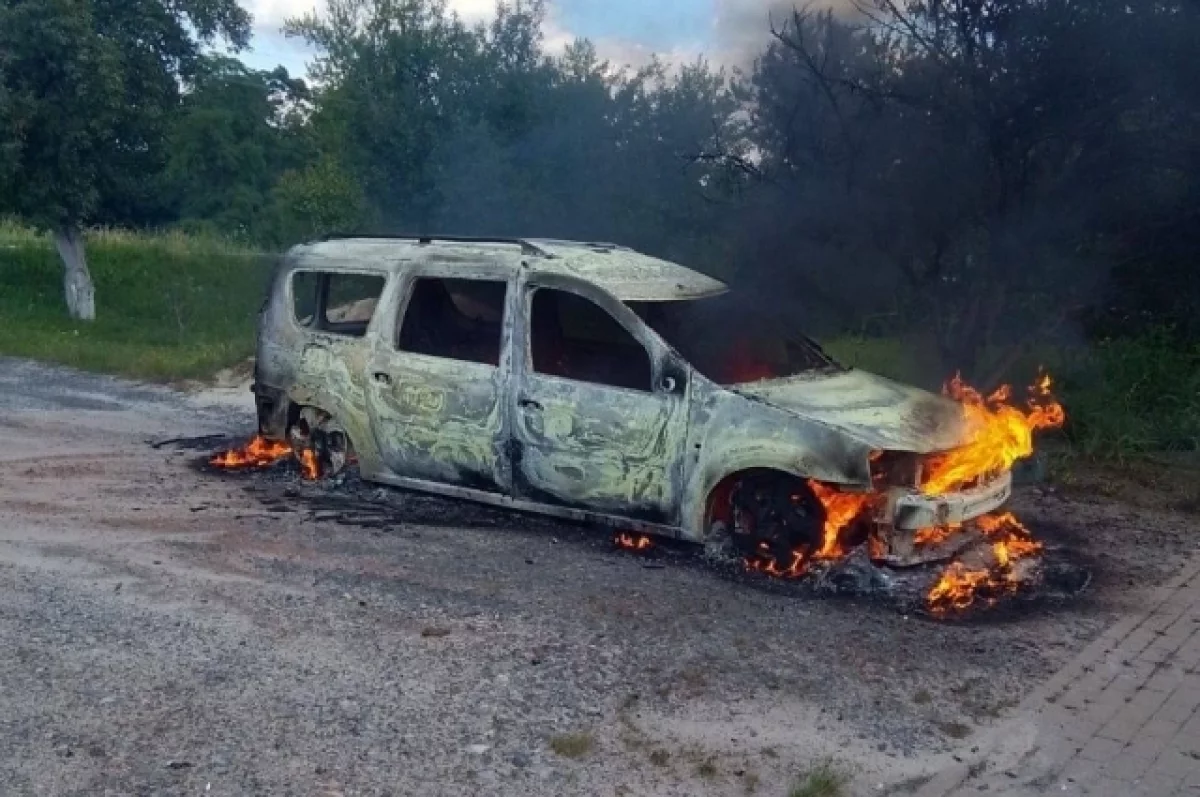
[728,472,826,563]
[289,407,350,478]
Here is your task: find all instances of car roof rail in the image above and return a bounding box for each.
[316,232,553,258]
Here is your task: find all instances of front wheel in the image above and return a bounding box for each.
[713,471,827,568]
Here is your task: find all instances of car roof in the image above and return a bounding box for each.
[285,235,729,302]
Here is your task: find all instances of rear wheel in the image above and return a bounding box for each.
[288,407,351,479]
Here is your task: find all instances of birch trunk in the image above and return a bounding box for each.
[53,226,95,321]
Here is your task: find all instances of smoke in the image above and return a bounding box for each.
[713,0,861,66]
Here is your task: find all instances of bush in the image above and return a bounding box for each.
[265,156,370,246]
[1058,331,1200,458]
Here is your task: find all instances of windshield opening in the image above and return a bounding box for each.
[627,296,843,385]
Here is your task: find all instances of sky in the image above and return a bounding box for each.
[237,0,804,77]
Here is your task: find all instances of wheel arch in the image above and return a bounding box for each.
[680,443,871,542]
[282,383,381,474]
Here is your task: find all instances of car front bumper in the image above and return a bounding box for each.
[890,470,1013,530]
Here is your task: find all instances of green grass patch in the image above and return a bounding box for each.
[823,336,931,385]
[548,731,595,759]
[1056,332,1200,459]
[0,222,276,381]
[789,762,849,797]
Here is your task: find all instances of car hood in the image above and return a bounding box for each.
[733,369,968,454]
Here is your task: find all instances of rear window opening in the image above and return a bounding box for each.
[293,271,387,339]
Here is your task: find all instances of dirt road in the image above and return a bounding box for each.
[0,357,1195,796]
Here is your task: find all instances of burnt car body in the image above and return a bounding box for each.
[253,236,1011,562]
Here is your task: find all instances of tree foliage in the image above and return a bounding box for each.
[0,0,251,229]
[0,0,250,318]
[726,0,1200,377]
[0,0,1196,353]
[165,55,313,240]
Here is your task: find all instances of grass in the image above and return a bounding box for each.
[789,762,849,797]
[935,720,973,739]
[548,731,595,759]
[0,220,276,382]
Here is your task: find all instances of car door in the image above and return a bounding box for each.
[364,266,515,494]
[510,272,690,525]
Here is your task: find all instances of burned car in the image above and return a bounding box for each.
[252,235,1013,569]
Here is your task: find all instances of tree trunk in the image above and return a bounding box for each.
[53,226,95,321]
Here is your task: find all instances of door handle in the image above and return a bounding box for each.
[518,397,543,411]
[373,372,392,385]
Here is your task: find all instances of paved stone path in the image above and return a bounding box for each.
[920,553,1200,796]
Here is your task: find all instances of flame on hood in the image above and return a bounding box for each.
[921,373,1065,495]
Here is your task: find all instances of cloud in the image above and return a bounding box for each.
[244,0,499,29]
[238,0,707,76]
[711,0,861,66]
[239,0,536,75]
[244,0,316,28]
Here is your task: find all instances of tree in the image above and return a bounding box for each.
[286,0,487,229]
[725,1,1164,381]
[164,55,312,241]
[0,0,249,320]
[269,156,370,244]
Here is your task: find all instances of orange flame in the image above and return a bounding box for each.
[299,448,321,481]
[927,563,1000,614]
[209,434,293,470]
[914,524,957,547]
[746,545,808,579]
[926,511,1044,616]
[810,482,876,559]
[738,370,1063,618]
[210,435,321,481]
[745,483,876,578]
[615,533,653,552]
[921,372,1065,495]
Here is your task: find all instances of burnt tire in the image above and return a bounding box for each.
[728,472,826,562]
[289,407,351,478]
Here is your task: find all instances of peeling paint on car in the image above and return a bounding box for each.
[253,235,1008,549]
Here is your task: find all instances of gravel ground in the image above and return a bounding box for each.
[0,356,1196,797]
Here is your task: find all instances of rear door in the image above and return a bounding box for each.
[364,267,515,493]
[510,273,690,525]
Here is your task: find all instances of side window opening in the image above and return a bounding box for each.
[397,277,507,366]
[530,288,652,392]
[292,271,386,339]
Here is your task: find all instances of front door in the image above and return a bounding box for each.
[364,271,514,493]
[510,275,690,525]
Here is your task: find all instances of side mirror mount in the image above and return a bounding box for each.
[658,370,687,395]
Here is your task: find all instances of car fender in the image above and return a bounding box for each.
[284,340,383,474]
[679,383,874,540]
